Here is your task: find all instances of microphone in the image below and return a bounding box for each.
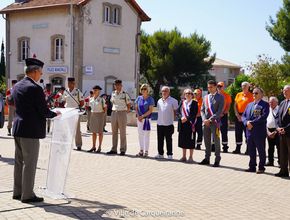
[39,79,45,89]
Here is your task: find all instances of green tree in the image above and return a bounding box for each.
[266,0,290,51]
[0,40,5,78]
[279,53,290,83]
[140,28,215,100]
[248,55,285,97]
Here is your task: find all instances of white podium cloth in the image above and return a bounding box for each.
[43,108,80,199]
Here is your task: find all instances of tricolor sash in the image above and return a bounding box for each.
[182,100,197,140]
[205,95,220,137]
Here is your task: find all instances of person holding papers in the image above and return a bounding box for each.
[12,58,60,203]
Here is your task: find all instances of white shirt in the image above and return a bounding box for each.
[90,96,106,113]
[267,105,279,129]
[157,96,178,126]
[63,88,84,108]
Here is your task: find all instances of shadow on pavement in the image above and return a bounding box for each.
[41,198,126,219]
[0,156,14,166]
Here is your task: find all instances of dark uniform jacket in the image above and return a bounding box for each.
[242,99,269,138]
[12,77,57,139]
[277,99,290,137]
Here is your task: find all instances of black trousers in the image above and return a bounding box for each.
[279,135,290,173]
[267,128,280,164]
[157,125,174,156]
[220,114,228,146]
[195,116,203,145]
[235,115,246,146]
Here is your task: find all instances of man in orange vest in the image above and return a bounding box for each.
[233,81,254,154]
[217,82,232,153]
[193,89,203,149]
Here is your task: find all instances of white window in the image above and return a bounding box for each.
[18,37,30,61]
[103,3,121,25]
[51,35,64,62]
[113,7,120,25]
[55,38,63,61]
[104,5,111,23]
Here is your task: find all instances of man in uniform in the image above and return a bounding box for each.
[233,82,254,154]
[6,79,17,136]
[107,79,131,155]
[275,85,290,177]
[217,81,232,153]
[193,88,203,150]
[199,80,224,167]
[242,87,269,174]
[63,77,84,150]
[12,58,60,203]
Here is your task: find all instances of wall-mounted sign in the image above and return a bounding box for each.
[103,47,120,54]
[32,23,49,29]
[46,66,68,74]
[84,66,94,75]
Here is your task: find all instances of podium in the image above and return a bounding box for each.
[41,108,80,199]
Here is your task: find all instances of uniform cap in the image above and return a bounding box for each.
[93,85,102,90]
[25,58,44,68]
[68,77,75,82]
[114,79,122,84]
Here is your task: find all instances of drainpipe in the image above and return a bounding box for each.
[2,14,10,87]
[70,0,74,79]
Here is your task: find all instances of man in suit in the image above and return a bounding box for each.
[242,87,269,174]
[199,80,224,167]
[12,58,60,203]
[275,85,290,177]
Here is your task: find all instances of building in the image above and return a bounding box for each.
[209,58,241,87]
[0,0,150,98]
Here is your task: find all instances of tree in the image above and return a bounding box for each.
[0,40,5,78]
[266,0,290,52]
[140,28,215,100]
[247,55,285,97]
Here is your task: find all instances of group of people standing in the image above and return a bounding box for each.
[5,57,290,204]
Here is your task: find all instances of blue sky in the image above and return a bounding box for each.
[0,0,286,70]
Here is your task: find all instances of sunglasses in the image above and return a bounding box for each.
[185,93,193,95]
[253,92,259,95]
[141,88,147,91]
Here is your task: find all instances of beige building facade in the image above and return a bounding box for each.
[0,0,150,98]
[209,58,241,87]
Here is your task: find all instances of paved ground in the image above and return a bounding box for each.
[0,120,289,220]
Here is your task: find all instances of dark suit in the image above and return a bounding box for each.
[12,77,57,200]
[201,93,224,163]
[277,99,290,174]
[242,100,269,171]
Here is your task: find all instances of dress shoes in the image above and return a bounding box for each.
[120,152,126,156]
[265,162,274,167]
[12,195,21,200]
[199,159,210,165]
[195,145,201,150]
[212,162,220,167]
[87,147,96,152]
[21,196,44,203]
[256,170,265,174]
[275,172,289,178]
[76,147,82,151]
[245,168,256,173]
[106,150,117,155]
[232,149,241,154]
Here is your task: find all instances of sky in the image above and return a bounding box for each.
[0,0,286,70]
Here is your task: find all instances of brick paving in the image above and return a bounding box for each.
[0,120,289,220]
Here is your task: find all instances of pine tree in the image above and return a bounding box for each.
[0,40,5,78]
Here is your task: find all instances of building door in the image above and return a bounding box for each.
[50,76,65,92]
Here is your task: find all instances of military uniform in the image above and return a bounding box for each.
[63,87,84,149]
[110,89,131,153]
